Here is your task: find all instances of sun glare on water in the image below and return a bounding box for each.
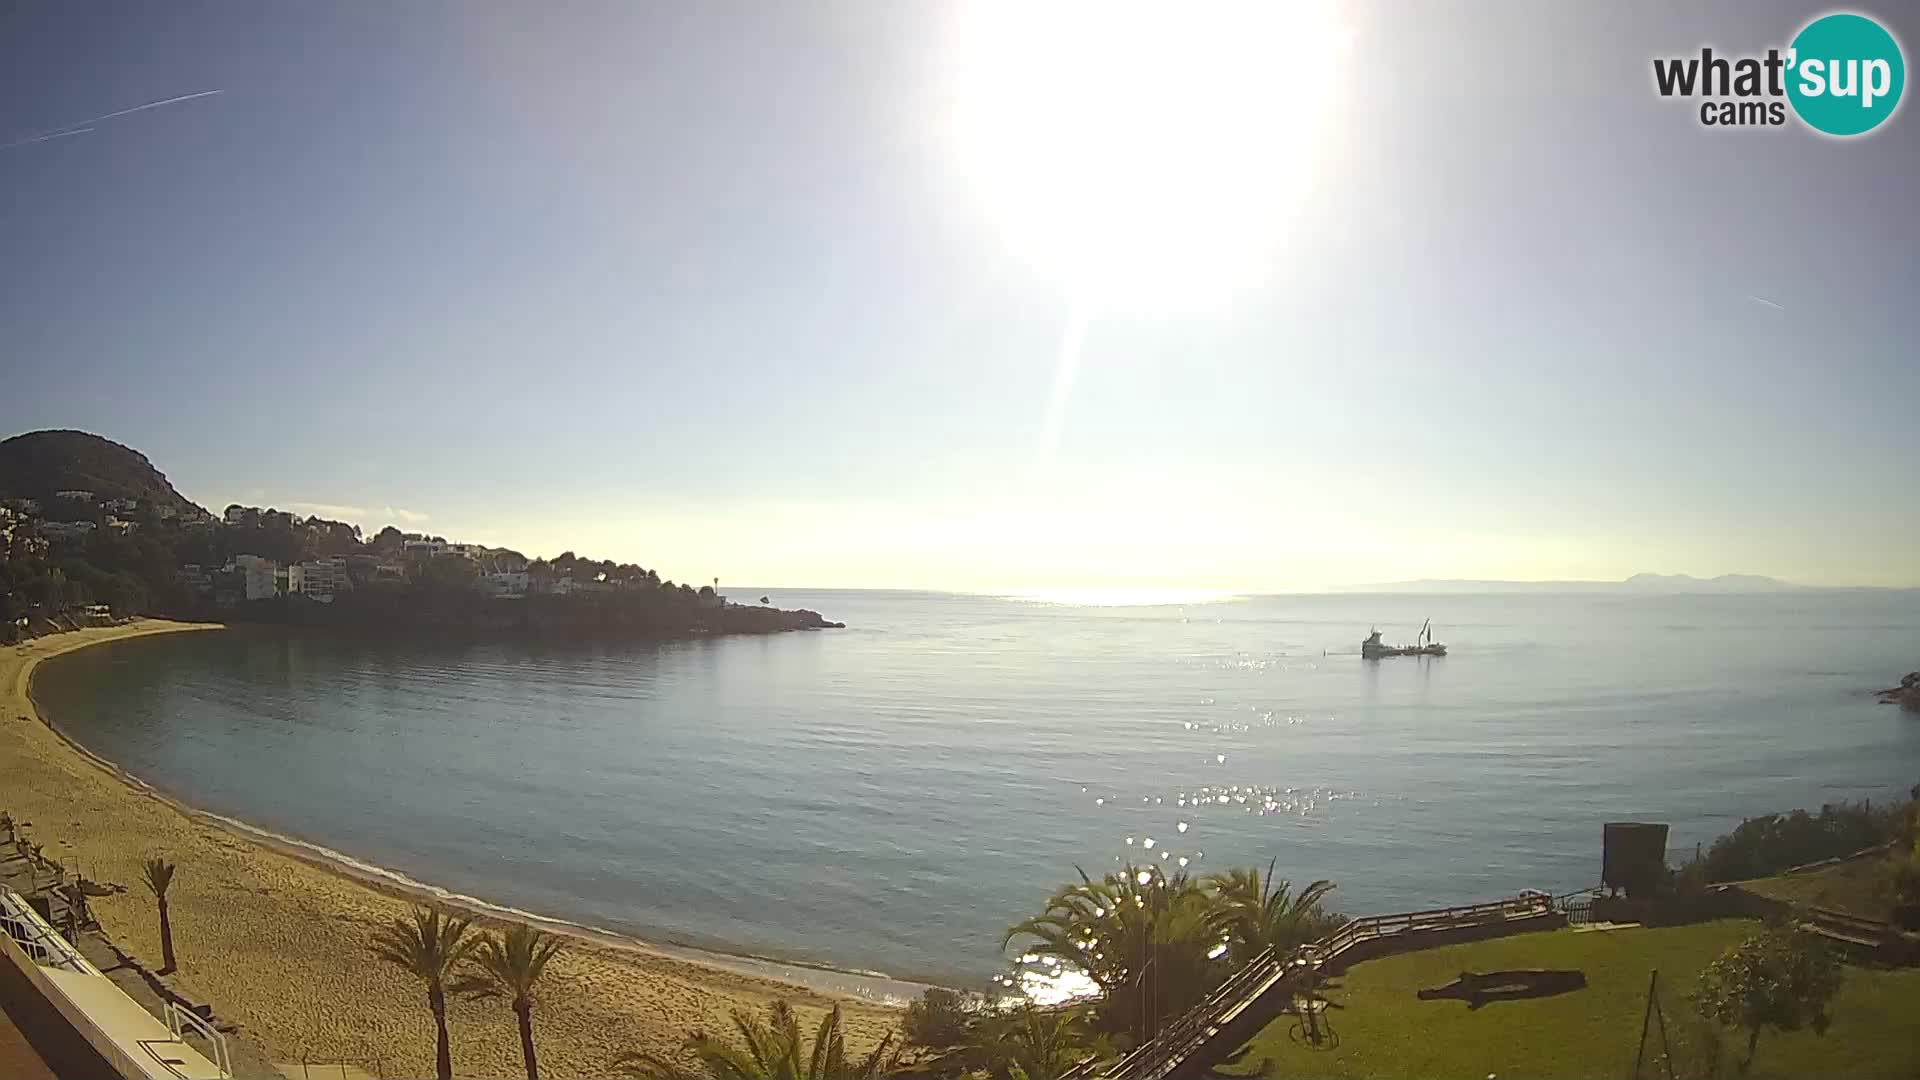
[944,0,1355,305]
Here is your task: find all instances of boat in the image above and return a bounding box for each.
[1361,619,1447,658]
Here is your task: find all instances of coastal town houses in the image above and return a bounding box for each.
[233,554,278,601]
[38,521,96,542]
[200,554,352,604]
[165,529,697,609]
[479,569,530,598]
[297,556,348,602]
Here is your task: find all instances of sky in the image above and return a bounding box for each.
[3,1,1917,591]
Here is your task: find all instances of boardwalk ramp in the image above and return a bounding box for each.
[1065,892,1565,1080]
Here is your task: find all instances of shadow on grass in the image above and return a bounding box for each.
[1416,969,1588,1010]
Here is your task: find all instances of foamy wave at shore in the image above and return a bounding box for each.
[188,809,927,1002]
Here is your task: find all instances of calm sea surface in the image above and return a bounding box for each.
[33,590,1920,984]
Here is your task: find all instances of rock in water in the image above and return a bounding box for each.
[1875,671,1920,711]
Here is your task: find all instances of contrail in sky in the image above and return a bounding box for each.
[73,89,224,125]
[1746,294,1786,311]
[0,127,95,150]
[1,89,223,153]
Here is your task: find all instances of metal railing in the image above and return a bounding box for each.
[1091,947,1306,1080]
[0,887,98,974]
[164,1001,233,1079]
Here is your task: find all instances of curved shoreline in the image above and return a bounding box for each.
[27,628,938,998]
[4,621,912,1077]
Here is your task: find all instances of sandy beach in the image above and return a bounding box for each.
[3,621,902,1078]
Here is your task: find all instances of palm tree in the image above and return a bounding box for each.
[976,1005,1096,1080]
[1205,861,1337,966]
[371,906,484,1080]
[615,1000,900,1080]
[1005,866,1227,1042]
[466,923,563,1080]
[141,856,178,973]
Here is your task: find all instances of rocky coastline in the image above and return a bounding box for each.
[1876,670,1920,711]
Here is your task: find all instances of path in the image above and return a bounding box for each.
[1068,892,1565,1080]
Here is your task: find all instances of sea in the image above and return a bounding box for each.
[31,589,1920,987]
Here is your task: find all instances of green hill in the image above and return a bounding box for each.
[0,430,206,516]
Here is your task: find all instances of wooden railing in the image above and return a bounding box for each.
[1064,891,1559,1080]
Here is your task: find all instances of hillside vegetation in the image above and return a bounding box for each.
[0,430,205,516]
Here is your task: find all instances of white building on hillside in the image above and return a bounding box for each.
[39,521,96,541]
[478,570,530,598]
[233,554,278,601]
[298,557,348,602]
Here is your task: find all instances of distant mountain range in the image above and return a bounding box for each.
[1334,573,1809,594]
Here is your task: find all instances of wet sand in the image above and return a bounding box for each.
[3,621,903,1078]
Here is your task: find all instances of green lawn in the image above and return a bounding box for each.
[1738,854,1895,921]
[1223,919,1920,1080]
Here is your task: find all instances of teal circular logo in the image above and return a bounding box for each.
[1787,13,1905,136]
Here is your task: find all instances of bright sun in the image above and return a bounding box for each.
[944,1,1354,305]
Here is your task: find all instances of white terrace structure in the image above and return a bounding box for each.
[1,888,229,1078]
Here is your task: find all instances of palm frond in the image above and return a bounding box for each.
[141,855,176,897]
[617,999,899,1080]
[614,1050,708,1080]
[807,1007,837,1080]
[469,922,563,1004]
[369,905,480,986]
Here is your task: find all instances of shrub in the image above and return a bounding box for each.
[1884,845,1920,931]
[903,988,980,1050]
[1298,906,1351,941]
[1699,798,1904,883]
[1669,1009,1729,1080]
[1666,856,1711,901]
[1693,928,1842,1073]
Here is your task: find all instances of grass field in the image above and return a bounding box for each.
[1223,919,1920,1080]
[1737,852,1895,921]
